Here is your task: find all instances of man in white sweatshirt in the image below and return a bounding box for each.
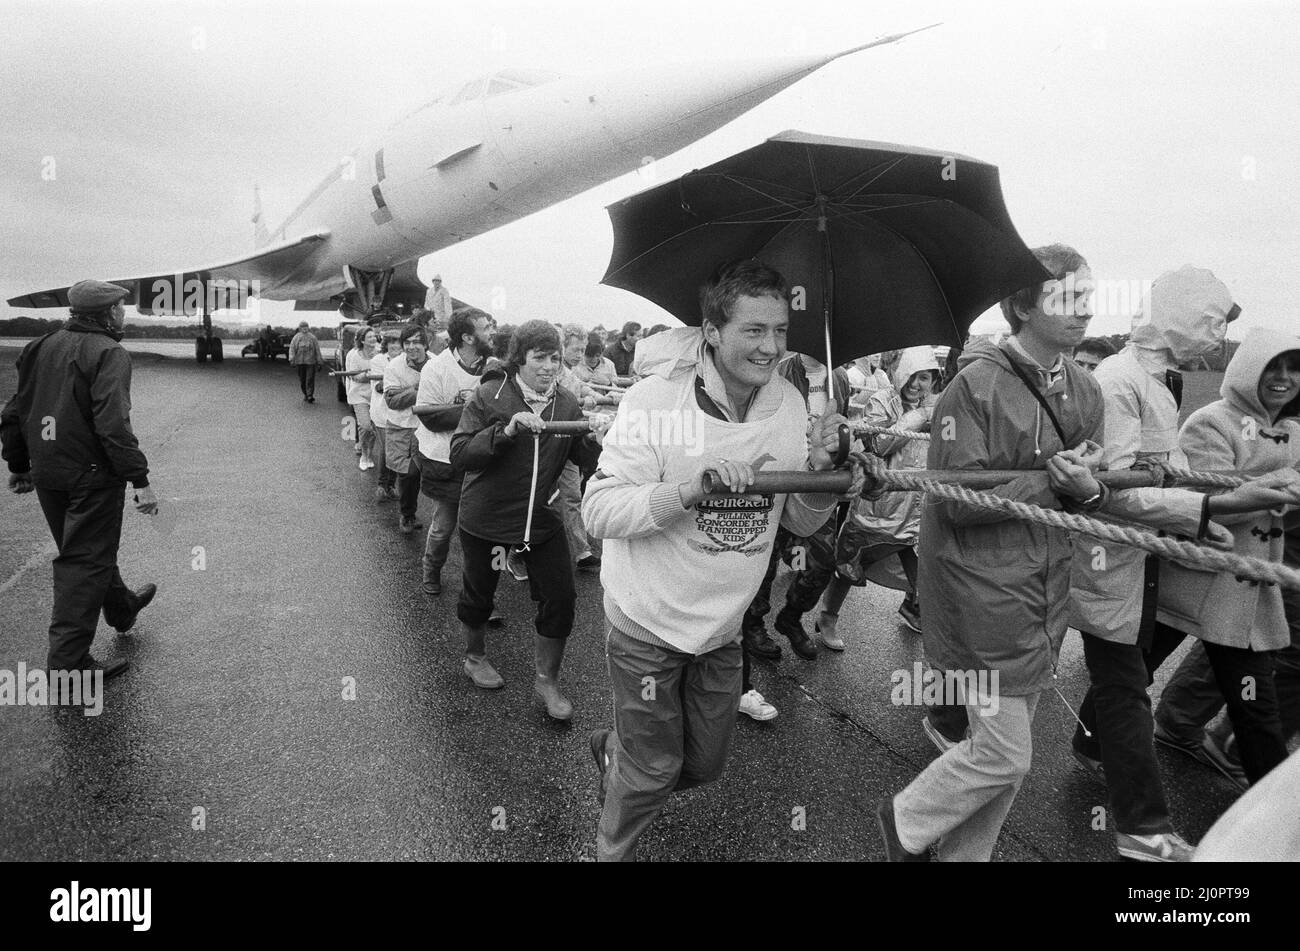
[582,260,862,861]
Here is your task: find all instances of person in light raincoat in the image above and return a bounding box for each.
[1064,269,1300,862]
[881,244,1109,862]
[816,345,939,645]
[1147,329,1300,783]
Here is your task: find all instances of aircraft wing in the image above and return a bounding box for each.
[5,231,330,312]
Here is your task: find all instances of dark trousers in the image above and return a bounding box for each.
[296,364,316,398]
[457,529,575,639]
[1158,589,1300,747]
[35,482,135,670]
[397,454,421,519]
[1071,626,1188,834]
[1077,622,1286,788]
[743,513,839,633]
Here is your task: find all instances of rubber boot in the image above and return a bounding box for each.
[534,634,573,720]
[815,611,845,651]
[463,622,503,689]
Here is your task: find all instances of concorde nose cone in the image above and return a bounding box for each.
[586,25,940,161]
[587,53,839,158]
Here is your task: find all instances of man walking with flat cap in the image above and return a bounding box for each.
[2,280,158,682]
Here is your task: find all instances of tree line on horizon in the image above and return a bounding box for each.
[0,315,338,341]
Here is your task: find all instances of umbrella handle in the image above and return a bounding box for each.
[835,423,851,467]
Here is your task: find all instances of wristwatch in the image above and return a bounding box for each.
[1078,483,1107,511]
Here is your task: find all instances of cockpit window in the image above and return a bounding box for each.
[449,77,489,106]
[410,69,567,118]
[494,68,565,87]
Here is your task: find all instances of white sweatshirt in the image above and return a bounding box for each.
[583,344,835,655]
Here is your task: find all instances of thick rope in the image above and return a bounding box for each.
[1142,461,1246,490]
[881,472,1300,590]
[854,424,931,442]
[854,427,1250,491]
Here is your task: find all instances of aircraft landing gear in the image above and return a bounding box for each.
[195,303,222,363]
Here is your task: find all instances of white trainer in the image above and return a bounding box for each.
[739,689,778,721]
[1116,831,1195,863]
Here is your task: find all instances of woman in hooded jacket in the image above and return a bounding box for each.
[1151,328,1300,783]
[814,346,939,647]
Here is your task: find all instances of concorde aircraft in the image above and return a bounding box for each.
[6,26,938,363]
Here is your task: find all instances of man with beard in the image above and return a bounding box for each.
[413,311,493,595]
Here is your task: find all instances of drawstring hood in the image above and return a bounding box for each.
[1220,328,1300,428]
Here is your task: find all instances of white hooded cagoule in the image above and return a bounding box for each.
[1131,265,1240,363]
[889,345,941,394]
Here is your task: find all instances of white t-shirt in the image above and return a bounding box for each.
[345,349,372,405]
[802,356,828,418]
[383,357,425,429]
[369,352,391,427]
[416,347,483,462]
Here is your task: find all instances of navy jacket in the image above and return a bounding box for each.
[1,317,150,489]
[451,367,600,544]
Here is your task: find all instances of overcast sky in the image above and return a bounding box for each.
[2,0,1297,341]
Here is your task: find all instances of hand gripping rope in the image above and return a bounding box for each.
[700,461,1300,591]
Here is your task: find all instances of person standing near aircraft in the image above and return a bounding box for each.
[1,280,158,683]
[413,310,493,596]
[558,325,603,571]
[368,332,403,502]
[344,328,380,470]
[383,325,430,533]
[426,275,453,327]
[575,335,618,386]
[582,260,861,861]
[450,321,604,717]
[605,322,642,378]
[880,245,1106,862]
[289,321,323,402]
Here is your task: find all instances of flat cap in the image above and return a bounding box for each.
[68,280,129,308]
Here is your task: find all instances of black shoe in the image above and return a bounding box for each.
[488,612,506,628]
[590,729,612,808]
[51,658,129,704]
[422,573,442,597]
[576,554,602,572]
[898,597,922,634]
[89,657,131,680]
[742,624,783,661]
[774,608,818,660]
[307,396,316,403]
[110,583,157,634]
[1071,746,1107,785]
[877,797,930,862]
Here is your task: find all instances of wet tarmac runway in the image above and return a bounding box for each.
[0,349,1244,861]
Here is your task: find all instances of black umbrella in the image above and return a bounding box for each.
[602,130,1049,371]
